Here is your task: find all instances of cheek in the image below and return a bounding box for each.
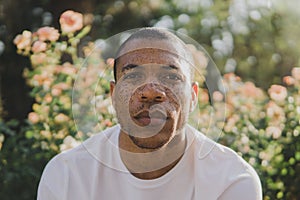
[114,82,133,105]
[129,94,143,109]
[171,85,189,103]
[113,83,135,118]
[176,88,192,112]
[162,87,183,116]
[165,90,179,109]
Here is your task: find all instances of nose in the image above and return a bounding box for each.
[138,83,166,102]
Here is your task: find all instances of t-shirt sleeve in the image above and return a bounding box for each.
[37,155,69,200]
[37,181,59,200]
[218,166,262,200]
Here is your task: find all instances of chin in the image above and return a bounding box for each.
[129,131,174,150]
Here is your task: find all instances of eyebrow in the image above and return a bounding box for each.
[121,64,178,72]
[121,64,139,72]
[161,65,178,70]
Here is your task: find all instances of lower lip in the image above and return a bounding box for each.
[136,117,167,126]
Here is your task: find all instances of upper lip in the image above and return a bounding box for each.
[133,109,168,119]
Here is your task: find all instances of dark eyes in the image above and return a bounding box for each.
[123,72,143,80]
[122,72,183,82]
[163,73,183,81]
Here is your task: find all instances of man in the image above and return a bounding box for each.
[37,27,262,199]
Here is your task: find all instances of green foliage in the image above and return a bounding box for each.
[1,10,116,199]
[214,73,300,200]
[0,120,56,200]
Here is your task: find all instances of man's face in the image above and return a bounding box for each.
[111,39,198,149]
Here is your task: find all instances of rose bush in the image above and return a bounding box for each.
[9,10,300,199]
[13,10,115,154]
[208,71,300,200]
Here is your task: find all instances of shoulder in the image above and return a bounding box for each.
[188,126,262,199]
[43,124,120,169]
[47,124,119,164]
[37,125,120,199]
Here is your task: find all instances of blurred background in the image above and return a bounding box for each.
[1,0,300,199]
[1,0,300,121]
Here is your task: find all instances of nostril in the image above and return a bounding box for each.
[137,84,166,102]
[155,94,167,102]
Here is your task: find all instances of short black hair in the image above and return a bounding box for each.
[113,27,192,81]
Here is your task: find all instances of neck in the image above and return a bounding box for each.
[119,129,187,179]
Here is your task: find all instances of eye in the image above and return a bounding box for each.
[123,72,142,80]
[164,73,183,81]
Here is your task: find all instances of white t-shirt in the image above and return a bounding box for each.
[37,124,262,200]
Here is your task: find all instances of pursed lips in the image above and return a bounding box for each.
[133,109,168,126]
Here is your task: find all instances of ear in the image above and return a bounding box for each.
[110,81,115,96]
[190,82,199,112]
[110,81,116,107]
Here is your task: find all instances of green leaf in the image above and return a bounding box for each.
[276,191,283,199]
[25,131,34,139]
[280,168,287,176]
[288,157,295,165]
[295,151,300,160]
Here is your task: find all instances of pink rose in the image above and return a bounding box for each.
[61,62,77,75]
[199,89,209,104]
[54,113,69,123]
[51,82,70,96]
[44,93,53,103]
[266,126,282,139]
[291,67,300,81]
[40,130,51,139]
[32,41,47,53]
[37,26,60,42]
[53,82,70,90]
[266,101,285,125]
[32,71,53,87]
[13,30,32,49]
[283,76,295,86]
[212,91,223,102]
[30,53,47,66]
[51,88,62,96]
[239,82,264,99]
[223,73,241,82]
[59,10,83,33]
[60,135,80,151]
[28,112,40,124]
[268,84,287,102]
[106,58,115,67]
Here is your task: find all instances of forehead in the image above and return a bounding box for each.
[116,39,188,67]
[118,38,185,56]
[117,48,181,68]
